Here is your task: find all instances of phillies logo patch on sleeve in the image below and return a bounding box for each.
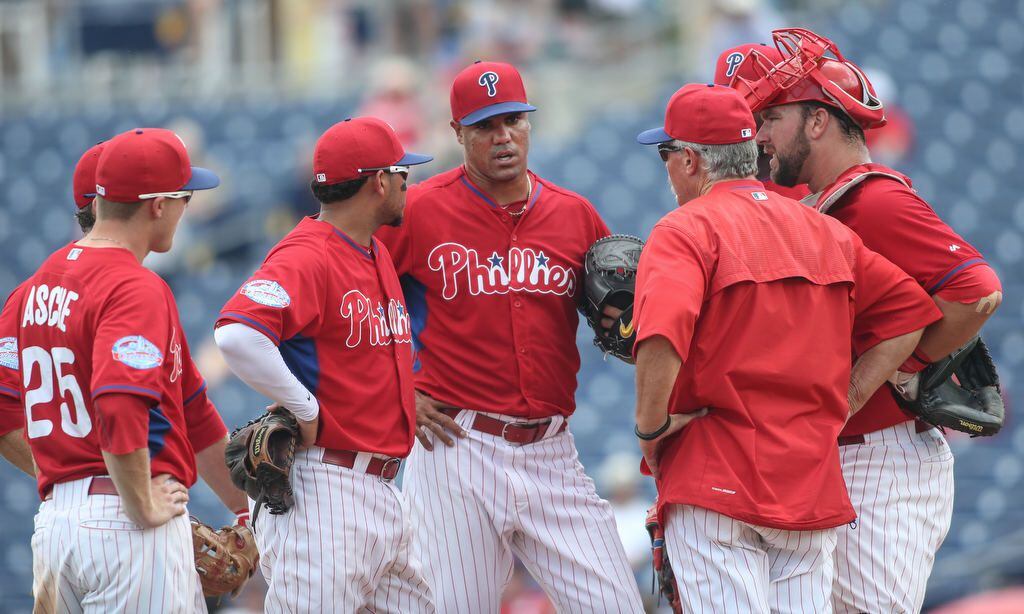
[240,280,291,308]
[112,336,164,370]
[427,243,576,300]
[0,337,18,369]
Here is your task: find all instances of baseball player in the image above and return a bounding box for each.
[632,82,944,613]
[732,28,1003,612]
[0,142,108,478]
[1,142,251,529]
[374,61,644,612]
[12,127,236,612]
[713,43,811,201]
[214,117,436,613]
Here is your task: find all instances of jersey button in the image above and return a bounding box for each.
[513,299,522,308]
[519,347,528,354]
[511,234,518,241]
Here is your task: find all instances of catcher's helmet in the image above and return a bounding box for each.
[730,28,887,130]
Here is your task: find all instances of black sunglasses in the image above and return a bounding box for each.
[657,143,683,162]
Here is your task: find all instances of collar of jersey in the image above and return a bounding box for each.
[458,167,543,215]
[331,228,376,259]
[707,179,766,195]
[305,216,375,259]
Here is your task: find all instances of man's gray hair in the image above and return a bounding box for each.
[674,138,758,182]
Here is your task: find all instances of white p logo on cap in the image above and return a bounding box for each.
[740,128,753,138]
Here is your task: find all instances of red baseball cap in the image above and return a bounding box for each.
[72,141,105,209]
[637,83,757,146]
[312,117,432,186]
[714,43,783,86]
[95,128,219,203]
[450,61,537,126]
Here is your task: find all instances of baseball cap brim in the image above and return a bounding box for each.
[396,152,434,166]
[182,166,220,191]
[636,127,672,145]
[459,102,537,126]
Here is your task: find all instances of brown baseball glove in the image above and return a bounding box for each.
[225,410,299,524]
[191,518,259,597]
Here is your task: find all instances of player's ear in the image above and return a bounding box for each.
[374,170,388,196]
[806,106,830,140]
[450,121,464,145]
[148,197,165,219]
[682,148,700,176]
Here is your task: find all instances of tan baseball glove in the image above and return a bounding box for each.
[191,518,260,597]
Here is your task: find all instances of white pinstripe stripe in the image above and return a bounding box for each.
[31,477,202,613]
[256,447,433,613]
[833,421,954,614]
[664,504,835,613]
[403,411,642,614]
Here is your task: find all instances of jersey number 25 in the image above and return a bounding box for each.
[21,346,92,439]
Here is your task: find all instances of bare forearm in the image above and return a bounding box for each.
[102,448,154,524]
[850,329,924,414]
[196,436,247,512]
[0,430,35,477]
[635,336,682,431]
[917,296,997,360]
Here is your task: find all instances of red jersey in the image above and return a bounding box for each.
[376,166,610,419]
[634,180,941,530]
[1,279,225,452]
[14,244,221,498]
[218,217,416,457]
[810,163,997,436]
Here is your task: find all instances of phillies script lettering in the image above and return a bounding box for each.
[427,243,576,300]
[340,291,411,348]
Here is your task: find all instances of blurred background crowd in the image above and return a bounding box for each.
[0,0,1022,611]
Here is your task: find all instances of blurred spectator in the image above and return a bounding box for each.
[864,68,916,168]
[500,560,557,614]
[931,587,1024,613]
[597,452,651,572]
[357,56,427,149]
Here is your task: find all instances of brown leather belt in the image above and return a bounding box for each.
[321,449,402,481]
[439,408,566,445]
[43,476,119,501]
[838,419,935,447]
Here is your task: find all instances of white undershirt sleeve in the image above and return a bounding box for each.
[214,322,320,421]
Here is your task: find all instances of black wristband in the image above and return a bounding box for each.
[635,415,672,440]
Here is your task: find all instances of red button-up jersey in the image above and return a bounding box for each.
[218,217,416,457]
[811,163,999,436]
[12,244,219,498]
[635,181,941,530]
[376,166,611,419]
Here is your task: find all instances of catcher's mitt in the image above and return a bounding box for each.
[191,518,259,597]
[225,411,299,523]
[893,337,1004,436]
[645,505,682,614]
[581,235,644,363]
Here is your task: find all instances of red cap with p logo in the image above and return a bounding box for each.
[450,61,537,126]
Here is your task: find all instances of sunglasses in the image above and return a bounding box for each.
[657,144,684,162]
[138,190,193,204]
[358,165,410,180]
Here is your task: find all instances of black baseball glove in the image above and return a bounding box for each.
[893,337,1004,436]
[225,411,300,525]
[581,234,644,363]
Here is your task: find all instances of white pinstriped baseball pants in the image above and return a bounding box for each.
[833,421,955,614]
[403,409,643,614]
[664,504,837,614]
[31,476,205,614]
[254,447,434,614]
